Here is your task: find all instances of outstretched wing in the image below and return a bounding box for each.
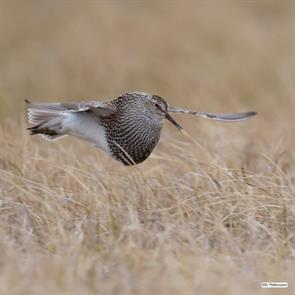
[168,107,257,122]
[25,99,117,117]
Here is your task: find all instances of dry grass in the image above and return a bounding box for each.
[0,1,294,294]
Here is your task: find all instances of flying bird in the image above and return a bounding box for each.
[26,91,256,165]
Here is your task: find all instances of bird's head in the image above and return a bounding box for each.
[134,92,182,130]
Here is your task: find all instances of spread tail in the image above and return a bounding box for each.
[26,100,68,141]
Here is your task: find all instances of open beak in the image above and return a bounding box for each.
[165,112,183,130]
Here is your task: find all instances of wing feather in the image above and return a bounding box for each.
[168,107,257,122]
[25,99,116,117]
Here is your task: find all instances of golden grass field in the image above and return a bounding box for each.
[0,1,294,294]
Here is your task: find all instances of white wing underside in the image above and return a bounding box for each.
[65,112,111,154]
[26,100,113,153]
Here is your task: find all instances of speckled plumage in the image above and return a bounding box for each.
[26,91,256,165]
[101,93,165,164]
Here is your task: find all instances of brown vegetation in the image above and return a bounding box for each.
[0,1,294,294]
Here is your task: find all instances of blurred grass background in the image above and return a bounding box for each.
[0,1,294,295]
[0,1,293,115]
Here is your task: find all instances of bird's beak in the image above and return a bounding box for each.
[165,112,183,130]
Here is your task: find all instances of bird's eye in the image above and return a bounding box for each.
[155,103,160,109]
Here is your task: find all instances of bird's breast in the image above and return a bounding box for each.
[105,117,162,165]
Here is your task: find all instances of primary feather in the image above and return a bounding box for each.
[168,107,257,122]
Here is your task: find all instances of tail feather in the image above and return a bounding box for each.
[27,124,66,141]
[26,100,68,141]
[28,108,58,125]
